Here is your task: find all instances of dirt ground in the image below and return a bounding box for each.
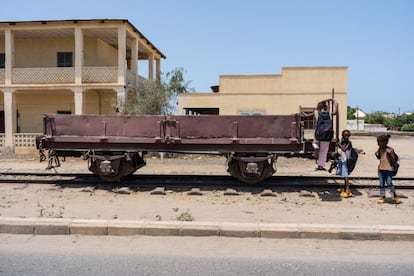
[0,135,413,226]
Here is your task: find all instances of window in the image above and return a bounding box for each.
[57,110,72,114]
[0,53,5,68]
[57,52,73,67]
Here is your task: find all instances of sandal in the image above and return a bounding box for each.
[393,196,401,204]
[377,197,385,204]
[340,192,353,198]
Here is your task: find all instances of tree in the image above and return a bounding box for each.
[347,106,356,120]
[122,68,193,115]
[165,67,193,95]
[364,111,389,125]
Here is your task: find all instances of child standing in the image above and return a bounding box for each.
[375,134,400,204]
[336,130,353,198]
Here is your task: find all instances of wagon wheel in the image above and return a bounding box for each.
[124,153,147,178]
[89,158,127,182]
[227,159,275,184]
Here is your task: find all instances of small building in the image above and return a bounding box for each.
[0,19,165,153]
[178,66,348,132]
[354,109,367,118]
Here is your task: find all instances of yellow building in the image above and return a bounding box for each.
[0,19,165,153]
[178,66,348,133]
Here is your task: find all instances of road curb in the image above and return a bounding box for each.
[1,217,414,241]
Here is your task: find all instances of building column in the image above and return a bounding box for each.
[5,28,14,85]
[116,86,127,113]
[148,53,154,80]
[117,24,126,84]
[73,87,85,115]
[3,89,17,152]
[156,58,161,80]
[131,37,139,86]
[74,26,83,85]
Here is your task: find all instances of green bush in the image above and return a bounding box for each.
[401,123,414,132]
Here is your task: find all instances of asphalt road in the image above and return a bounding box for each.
[1,235,414,275]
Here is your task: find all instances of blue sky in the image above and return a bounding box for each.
[2,0,413,113]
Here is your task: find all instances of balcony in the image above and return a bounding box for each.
[0,66,135,86]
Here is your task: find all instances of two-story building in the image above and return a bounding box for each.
[0,19,165,153]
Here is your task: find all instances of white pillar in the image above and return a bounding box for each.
[4,29,14,85]
[148,53,154,80]
[3,89,16,152]
[131,37,138,86]
[73,87,84,115]
[117,24,126,84]
[74,26,83,85]
[117,86,127,113]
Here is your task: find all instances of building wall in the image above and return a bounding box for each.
[7,90,116,133]
[0,38,5,52]
[84,36,117,66]
[14,38,74,67]
[179,93,220,109]
[84,90,117,114]
[178,66,348,131]
[10,36,117,68]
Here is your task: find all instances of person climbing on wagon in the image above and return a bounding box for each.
[314,98,338,171]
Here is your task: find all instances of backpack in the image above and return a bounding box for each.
[315,112,334,141]
[387,150,400,176]
[346,147,358,173]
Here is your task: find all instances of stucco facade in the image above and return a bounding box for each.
[178,66,348,131]
[0,19,165,152]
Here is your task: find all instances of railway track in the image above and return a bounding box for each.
[0,172,413,190]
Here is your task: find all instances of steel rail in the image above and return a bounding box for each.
[0,172,413,190]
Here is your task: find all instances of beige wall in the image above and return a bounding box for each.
[15,38,75,67]
[179,94,220,109]
[10,90,116,133]
[219,67,347,94]
[11,36,117,68]
[178,66,348,131]
[84,36,118,66]
[84,90,117,114]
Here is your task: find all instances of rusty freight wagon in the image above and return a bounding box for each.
[36,111,339,184]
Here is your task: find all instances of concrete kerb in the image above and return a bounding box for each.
[1,217,414,241]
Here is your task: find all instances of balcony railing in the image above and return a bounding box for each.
[1,66,129,85]
[0,69,4,84]
[13,67,75,84]
[82,66,118,83]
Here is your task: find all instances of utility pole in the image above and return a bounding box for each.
[356,105,359,130]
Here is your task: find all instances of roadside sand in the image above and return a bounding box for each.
[0,135,413,225]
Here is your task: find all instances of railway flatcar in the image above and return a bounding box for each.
[36,109,339,184]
